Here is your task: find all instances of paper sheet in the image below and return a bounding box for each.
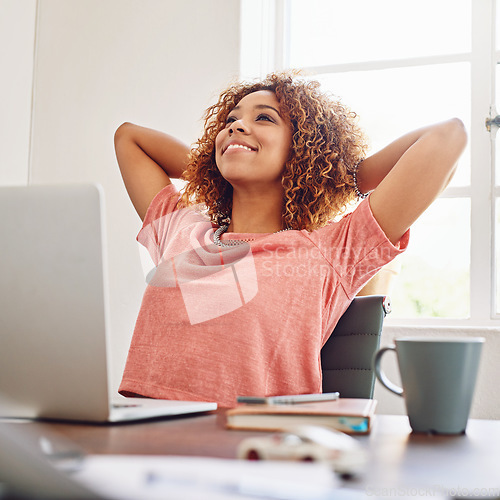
[72,455,368,500]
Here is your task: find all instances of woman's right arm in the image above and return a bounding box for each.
[114,122,190,221]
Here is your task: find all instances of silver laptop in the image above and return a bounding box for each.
[0,183,217,422]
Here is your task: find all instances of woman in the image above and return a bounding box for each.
[114,72,466,407]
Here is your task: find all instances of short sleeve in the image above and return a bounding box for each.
[136,184,213,267]
[136,184,182,265]
[304,197,409,298]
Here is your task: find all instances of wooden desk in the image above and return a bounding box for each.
[5,412,500,498]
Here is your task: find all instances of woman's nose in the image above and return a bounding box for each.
[229,119,248,134]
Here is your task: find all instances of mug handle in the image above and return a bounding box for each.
[373,345,404,396]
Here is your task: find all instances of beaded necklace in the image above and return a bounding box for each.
[213,224,291,248]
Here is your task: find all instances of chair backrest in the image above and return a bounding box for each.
[321,295,390,398]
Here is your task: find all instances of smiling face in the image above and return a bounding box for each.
[214,90,293,192]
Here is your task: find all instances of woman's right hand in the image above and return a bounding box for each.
[114,122,190,220]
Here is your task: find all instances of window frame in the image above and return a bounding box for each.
[240,0,499,326]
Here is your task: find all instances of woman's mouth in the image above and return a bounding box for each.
[223,142,257,154]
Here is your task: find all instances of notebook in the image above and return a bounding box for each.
[226,398,377,434]
[0,183,216,422]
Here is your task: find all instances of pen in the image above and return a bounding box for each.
[236,392,340,405]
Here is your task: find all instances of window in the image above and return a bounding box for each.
[240,0,499,325]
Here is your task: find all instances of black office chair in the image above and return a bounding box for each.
[321,295,391,398]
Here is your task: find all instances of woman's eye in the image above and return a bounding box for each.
[225,116,237,125]
[256,114,273,122]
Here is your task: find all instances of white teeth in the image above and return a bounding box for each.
[226,144,253,152]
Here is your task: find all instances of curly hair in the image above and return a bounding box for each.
[180,72,368,231]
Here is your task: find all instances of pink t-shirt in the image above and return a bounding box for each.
[119,184,408,407]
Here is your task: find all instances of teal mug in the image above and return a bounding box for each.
[373,337,484,434]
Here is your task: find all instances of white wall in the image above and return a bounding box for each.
[2,0,240,393]
[0,0,36,184]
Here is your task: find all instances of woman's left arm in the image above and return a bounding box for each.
[356,118,468,245]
